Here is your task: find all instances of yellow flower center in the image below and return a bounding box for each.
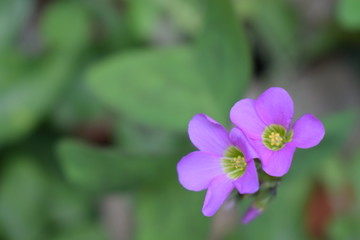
[269,132,284,147]
[221,146,247,179]
[262,124,293,151]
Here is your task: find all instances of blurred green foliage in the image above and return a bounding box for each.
[0,0,359,239]
[87,47,218,130]
[337,0,360,30]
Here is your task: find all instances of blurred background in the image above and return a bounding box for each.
[0,0,359,239]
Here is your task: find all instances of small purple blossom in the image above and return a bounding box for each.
[177,114,260,217]
[241,205,264,224]
[230,87,325,177]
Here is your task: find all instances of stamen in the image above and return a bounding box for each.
[221,146,247,180]
[262,124,293,151]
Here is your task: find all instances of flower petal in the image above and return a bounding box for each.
[262,144,296,177]
[233,160,259,194]
[229,128,259,159]
[292,114,325,149]
[248,139,273,163]
[177,151,224,191]
[230,99,266,139]
[202,176,234,217]
[189,114,231,155]
[255,87,294,129]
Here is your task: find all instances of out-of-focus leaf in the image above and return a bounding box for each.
[301,27,341,62]
[351,151,360,211]
[328,215,360,240]
[0,0,90,145]
[0,50,28,90]
[127,0,161,40]
[196,0,251,115]
[57,139,124,192]
[48,182,91,231]
[116,118,178,155]
[83,0,133,49]
[57,139,171,192]
[52,225,108,240]
[135,179,210,240]
[0,1,89,145]
[0,53,76,145]
[319,155,347,195]
[159,0,202,35]
[233,0,259,21]
[0,0,34,51]
[0,156,48,240]
[252,0,298,69]
[41,1,91,50]
[337,0,360,30]
[86,47,220,131]
[128,0,202,40]
[326,151,360,239]
[51,80,109,131]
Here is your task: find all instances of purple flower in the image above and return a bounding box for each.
[177,114,260,217]
[242,205,264,224]
[230,87,325,177]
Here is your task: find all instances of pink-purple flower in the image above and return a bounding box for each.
[241,205,264,224]
[230,87,325,177]
[177,114,260,217]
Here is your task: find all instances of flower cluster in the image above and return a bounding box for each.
[177,87,325,222]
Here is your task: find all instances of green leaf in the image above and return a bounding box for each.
[40,1,91,50]
[328,215,360,240]
[51,80,109,131]
[115,118,178,155]
[196,0,251,115]
[135,179,210,240]
[57,139,124,192]
[0,157,48,240]
[57,139,171,192]
[0,2,89,145]
[0,2,90,144]
[351,151,360,212]
[337,0,360,30]
[233,0,259,21]
[86,47,219,131]
[84,0,133,49]
[0,0,34,51]
[319,155,347,195]
[127,0,161,40]
[0,53,76,145]
[325,150,360,239]
[159,0,202,35]
[48,182,91,232]
[252,0,298,69]
[52,225,108,240]
[128,0,202,40]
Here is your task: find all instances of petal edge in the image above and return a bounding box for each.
[255,87,294,129]
[189,114,231,155]
[292,114,325,149]
[202,176,234,217]
[177,151,223,191]
[230,99,266,140]
[262,144,296,177]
